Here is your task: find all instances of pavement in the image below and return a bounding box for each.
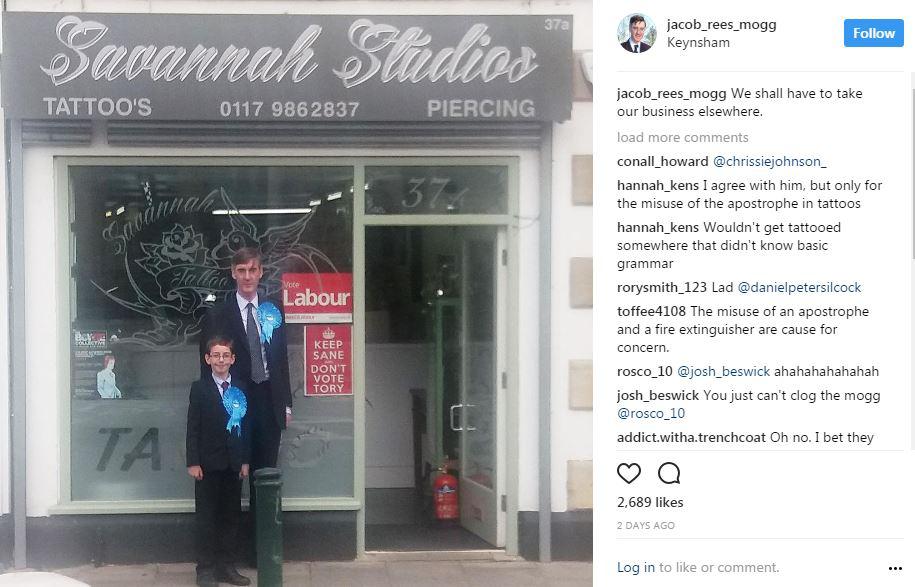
[0,560,593,586]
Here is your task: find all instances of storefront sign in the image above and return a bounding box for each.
[2,13,572,121]
[304,325,352,396]
[282,273,353,323]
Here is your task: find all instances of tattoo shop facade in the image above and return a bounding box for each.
[0,2,593,568]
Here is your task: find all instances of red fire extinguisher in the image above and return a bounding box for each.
[433,464,459,521]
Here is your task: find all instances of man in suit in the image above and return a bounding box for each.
[200,247,292,563]
[187,337,251,586]
[621,14,652,53]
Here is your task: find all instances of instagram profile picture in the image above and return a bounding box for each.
[619,13,656,54]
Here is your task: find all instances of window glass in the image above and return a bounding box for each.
[365,166,507,215]
[70,165,354,500]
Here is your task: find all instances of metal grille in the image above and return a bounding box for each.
[105,121,545,149]
[21,120,93,145]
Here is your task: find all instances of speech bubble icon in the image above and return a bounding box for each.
[658,462,681,484]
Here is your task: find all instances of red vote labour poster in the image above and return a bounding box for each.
[282,273,353,323]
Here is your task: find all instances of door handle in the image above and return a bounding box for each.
[464,403,477,431]
[449,403,464,431]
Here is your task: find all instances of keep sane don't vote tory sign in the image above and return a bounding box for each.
[305,325,352,397]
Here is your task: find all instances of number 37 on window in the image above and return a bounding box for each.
[401,177,469,210]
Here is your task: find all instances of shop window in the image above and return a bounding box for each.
[69,165,354,501]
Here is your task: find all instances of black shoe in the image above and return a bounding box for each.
[216,565,252,586]
[195,572,218,587]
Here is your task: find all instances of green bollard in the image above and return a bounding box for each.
[254,467,283,586]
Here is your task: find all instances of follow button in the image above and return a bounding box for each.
[844,19,904,47]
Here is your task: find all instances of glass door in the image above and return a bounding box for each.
[360,159,515,554]
[455,227,505,546]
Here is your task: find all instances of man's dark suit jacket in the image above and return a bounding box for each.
[621,40,652,53]
[186,377,251,472]
[200,293,292,429]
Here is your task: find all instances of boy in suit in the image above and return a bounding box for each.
[187,337,252,586]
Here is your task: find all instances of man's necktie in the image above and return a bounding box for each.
[246,303,268,383]
[221,380,229,396]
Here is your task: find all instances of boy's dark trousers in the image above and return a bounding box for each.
[195,468,242,575]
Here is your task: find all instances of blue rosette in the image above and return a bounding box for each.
[223,385,247,437]
[257,302,282,344]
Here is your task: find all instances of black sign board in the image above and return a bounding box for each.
[2,13,573,122]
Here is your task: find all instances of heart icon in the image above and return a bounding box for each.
[617,463,641,484]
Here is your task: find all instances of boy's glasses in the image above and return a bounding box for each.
[209,352,233,360]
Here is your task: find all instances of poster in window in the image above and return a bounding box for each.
[282,272,353,323]
[304,324,352,396]
[72,330,122,400]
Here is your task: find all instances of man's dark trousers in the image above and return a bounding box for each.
[247,379,281,554]
[248,381,282,471]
